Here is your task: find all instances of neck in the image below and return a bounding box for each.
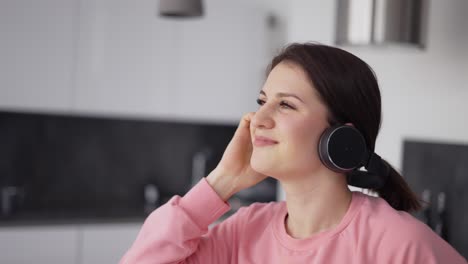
[281,169,352,239]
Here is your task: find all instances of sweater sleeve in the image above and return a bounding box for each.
[386,219,467,264]
[400,232,467,263]
[119,178,247,264]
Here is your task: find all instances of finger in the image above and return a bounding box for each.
[239,112,255,129]
[232,112,255,139]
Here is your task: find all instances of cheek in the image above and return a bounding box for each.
[281,120,324,160]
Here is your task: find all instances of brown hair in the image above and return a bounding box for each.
[267,42,421,212]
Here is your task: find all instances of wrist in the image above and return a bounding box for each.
[206,168,238,202]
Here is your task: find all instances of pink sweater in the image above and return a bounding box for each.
[120,178,467,264]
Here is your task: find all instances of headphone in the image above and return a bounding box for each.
[318,125,390,189]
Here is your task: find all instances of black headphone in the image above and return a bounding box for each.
[318,125,390,189]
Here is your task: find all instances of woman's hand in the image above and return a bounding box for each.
[206,112,268,201]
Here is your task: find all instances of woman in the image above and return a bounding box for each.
[120,43,466,263]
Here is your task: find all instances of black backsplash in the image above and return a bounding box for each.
[0,111,275,220]
[402,140,468,259]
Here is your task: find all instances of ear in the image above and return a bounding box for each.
[344,122,355,127]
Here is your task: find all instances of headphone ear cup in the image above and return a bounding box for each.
[319,125,368,173]
[319,126,339,171]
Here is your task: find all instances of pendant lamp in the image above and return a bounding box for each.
[159,0,204,18]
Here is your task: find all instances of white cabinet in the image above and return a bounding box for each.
[74,0,269,123]
[73,0,177,119]
[173,1,269,123]
[0,225,79,264]
[1,0,270,123]
[79,223,141,264]
[0,222,142,264]
[0,0,77,112]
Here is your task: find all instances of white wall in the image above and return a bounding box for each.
[286,0,468,172]
[0,0,79,112]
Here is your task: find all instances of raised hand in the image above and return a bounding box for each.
[206,112,268,201]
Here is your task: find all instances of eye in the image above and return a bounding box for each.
[280,101,295,110]
[256,99,265,106]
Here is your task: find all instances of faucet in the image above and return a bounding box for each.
[1,186,23,216]
[191,147,213,187]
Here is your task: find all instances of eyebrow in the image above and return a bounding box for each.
[259,90,305,103]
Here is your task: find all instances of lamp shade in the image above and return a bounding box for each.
[159,0,204,18]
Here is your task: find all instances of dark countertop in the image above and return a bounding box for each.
[0,206,239,228]
[0,211,148,227]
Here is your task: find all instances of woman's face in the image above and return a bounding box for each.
[250,62,331,179]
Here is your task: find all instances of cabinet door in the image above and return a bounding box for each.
[174,1,269,123]
[0,226,79,264]
[0,0,76,112]
[73,0,176,119]
[79,223,141,264]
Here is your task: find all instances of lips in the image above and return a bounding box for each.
[254,136,278,147]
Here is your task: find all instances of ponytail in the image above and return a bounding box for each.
[373,159,422,212]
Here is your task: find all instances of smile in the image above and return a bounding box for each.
[253,136,278,147]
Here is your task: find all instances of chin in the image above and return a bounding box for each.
[250,155,276,176]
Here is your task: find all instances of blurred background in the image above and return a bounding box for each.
[0,0,467,263]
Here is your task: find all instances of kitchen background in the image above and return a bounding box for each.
[1,0,467,263]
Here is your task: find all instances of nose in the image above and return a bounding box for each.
[251,105,275,129]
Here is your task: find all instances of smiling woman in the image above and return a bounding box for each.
[120,43,467,264]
